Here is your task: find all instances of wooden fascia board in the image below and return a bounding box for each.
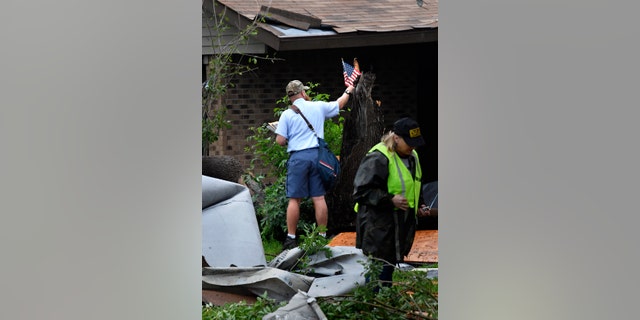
[252,24,286,51]
[251,28,437,52]
[274,29,438,51]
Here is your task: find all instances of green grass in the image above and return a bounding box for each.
[262,237,283,263]
[202,293,284,320]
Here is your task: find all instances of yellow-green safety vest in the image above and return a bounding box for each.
[354,143,422,214]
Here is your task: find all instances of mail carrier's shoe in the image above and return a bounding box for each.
[282,237,298,250]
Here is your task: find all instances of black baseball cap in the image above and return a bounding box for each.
[393,117,425,147]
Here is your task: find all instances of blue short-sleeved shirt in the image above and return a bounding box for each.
[275,98,339,153]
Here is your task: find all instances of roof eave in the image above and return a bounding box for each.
[214,1,437,52]
[270,29,438,51]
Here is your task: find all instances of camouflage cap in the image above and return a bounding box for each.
[286,80,309,97]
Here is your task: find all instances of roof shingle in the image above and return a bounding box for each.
[217,0,438,34]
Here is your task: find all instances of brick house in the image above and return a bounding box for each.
[203,0,438,182]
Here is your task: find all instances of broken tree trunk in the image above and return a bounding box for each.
[202,155,243,183]
[327,72,385,234]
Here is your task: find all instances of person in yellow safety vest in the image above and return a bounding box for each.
[353,117,432,291]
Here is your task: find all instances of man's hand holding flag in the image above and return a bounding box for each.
[342,58,361,87]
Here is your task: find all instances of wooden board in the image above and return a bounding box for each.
[328,230,438,263]
[202,290,257,306]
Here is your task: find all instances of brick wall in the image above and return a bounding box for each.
[206,42,438,181]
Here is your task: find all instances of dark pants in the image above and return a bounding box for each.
[367,264,395,293]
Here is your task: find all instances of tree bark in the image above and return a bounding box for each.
[202,155,243,183]
[327,72,385,234]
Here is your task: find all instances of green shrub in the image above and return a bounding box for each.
[318,259,438,319]
[285,224,332,274]
[202,293,283,320]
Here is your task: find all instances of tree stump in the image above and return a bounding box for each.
[327,72,385,234]
[202,155,243,183]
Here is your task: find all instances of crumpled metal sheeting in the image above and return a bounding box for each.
[307,273,366,298]
[202,175,248,209]
[269,246,367,275]
[202,267,314,302]
[202,204,266,267]
[304,246,367,275]
[267,247,306,270]
[305,247,368,297]
[262,290,328,320]
[201,176,266,268]
[268,246,369,297]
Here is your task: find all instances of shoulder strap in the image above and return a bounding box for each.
[290,104,317,137]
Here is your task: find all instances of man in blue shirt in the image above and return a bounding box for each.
[275,80,355,249]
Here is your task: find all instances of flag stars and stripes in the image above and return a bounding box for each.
[342,59,361,87]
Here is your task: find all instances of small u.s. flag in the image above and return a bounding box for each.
[342,59,361,87]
